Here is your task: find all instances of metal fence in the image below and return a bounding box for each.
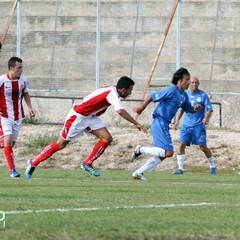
[1,0,240,129]
[24,96,222,130]
[0,0,239,97]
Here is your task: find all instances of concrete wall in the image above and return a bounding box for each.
[1,0,240,129]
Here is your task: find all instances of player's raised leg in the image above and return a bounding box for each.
[25,137,69,179]
[82,127,111,177]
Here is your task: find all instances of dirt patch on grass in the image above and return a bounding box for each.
[0,124,240,174]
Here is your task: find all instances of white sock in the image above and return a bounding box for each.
[207,156,215,168]
[140,146,165,157]
[135,156,161,174]
[177,154,186,170]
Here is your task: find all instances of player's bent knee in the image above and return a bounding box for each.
[199,145,207,152]
[165,150,174,158]
[57,141,69,150]
[104,136,113,143]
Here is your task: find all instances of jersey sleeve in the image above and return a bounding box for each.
[203,93,213,112]
[151,87,174,103]
[106,88,124,112]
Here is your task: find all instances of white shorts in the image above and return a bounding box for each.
[1,117,23,142]
[60,109,106,141]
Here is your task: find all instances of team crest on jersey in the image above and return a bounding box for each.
[196,97,202,102]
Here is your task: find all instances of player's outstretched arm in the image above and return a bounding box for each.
[132,95,152,116]
[117,109,148,134]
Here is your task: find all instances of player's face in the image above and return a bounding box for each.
[189,78,199,92]
[10,61,23,79]
[119,85,133,99]
[179,74,190,90]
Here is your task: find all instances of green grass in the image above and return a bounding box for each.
[21,133,59,155]
[0,168,240,240]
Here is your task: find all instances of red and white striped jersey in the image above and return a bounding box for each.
[0,73,29,121]
[73,86,124,117]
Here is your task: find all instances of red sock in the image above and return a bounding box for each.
[4,146,15,171]
[32,142,60,166]
[84,140,110,166]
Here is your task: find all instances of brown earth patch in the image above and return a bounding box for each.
[0,124,239,174]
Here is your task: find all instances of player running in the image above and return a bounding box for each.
[174,76,217,175]
[131,68,202,180]
[25,76,147,179]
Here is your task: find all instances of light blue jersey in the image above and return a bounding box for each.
[150,86,193,151]
[151,85,193,123]
[182,89,213,127]
[179,89,213,146]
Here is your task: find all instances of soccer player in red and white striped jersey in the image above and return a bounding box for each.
[25,76,148,179]
[0,57,35,178]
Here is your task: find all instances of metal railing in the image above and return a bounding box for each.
[28,95,222,128]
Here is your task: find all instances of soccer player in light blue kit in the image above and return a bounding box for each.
[174,76,217,175]
[131,68,202,180]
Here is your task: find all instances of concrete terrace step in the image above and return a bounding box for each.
[0,0,239,95]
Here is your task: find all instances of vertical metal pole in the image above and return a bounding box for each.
[17,0,21,57]
[130,0,140,78]
[176,0,181,70]
[209,0,220,96]
[49,0,59,91]
[172,0,181,125]
[96,0,101,89]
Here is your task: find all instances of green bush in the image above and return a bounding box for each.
[24,133,58,149]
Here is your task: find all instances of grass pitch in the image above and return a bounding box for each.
[0,167,240,240]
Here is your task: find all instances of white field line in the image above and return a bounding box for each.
[1,177,239,187]
[4,202,239,215]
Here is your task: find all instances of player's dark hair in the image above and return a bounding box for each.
[171,67,190,85]
[8,57,22,70]
[116,76,135,89]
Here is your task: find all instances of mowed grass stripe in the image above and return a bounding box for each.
[1,168,240,240]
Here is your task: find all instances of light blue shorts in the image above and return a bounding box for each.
[179,124,207,146]
[151,118,173,151]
